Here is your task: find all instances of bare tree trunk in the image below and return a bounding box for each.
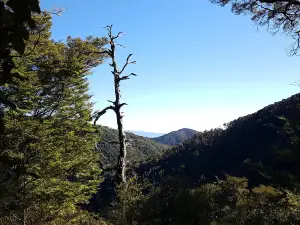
[94,25,137,183]
[112,46,127,183]
[115,101,127,183]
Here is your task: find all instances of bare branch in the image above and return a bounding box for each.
[119,54,135,75]
[119,76,130,81]
[126,54,133,61]
[84,50,110,56]
[96,25,137,183]
[119,103,128,108]
[117,43,126,48]
[108,100,116,104]
[104,25,113,33]
[93,106,115,125]
[104,25,114,42]
[112,32,125,40]
[291,80,300,87]
[119,73,137,81]
[50,8,65,16]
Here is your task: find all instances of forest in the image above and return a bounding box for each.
[1,0,300,224]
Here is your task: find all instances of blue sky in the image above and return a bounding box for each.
[41,0,299,133]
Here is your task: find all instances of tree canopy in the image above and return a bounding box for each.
[1,1,300,224]
[0,12,108,224]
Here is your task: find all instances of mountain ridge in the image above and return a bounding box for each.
[137,93,300,189]
[151,128,198,146]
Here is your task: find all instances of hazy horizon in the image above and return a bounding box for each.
[129,130,166,138]
[42,0,299,133]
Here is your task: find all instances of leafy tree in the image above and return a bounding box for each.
[112,176,300,225]
[0,0,41,149]
[137,93,300,190]
[0,12,108,224]
[125,94,300,224]
[245,113,300,192]
[210,0,300,55]
[108,176,147,225]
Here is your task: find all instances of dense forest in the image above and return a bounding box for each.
[1,0,300,224]
[138,93,300,186]
[96,126,169,168]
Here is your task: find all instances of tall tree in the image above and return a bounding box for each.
[0,0,41,149]
[94,25,137,183]
[0,12,108,224]
[210,0,300,55]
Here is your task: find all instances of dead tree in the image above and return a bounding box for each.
[94,25,137,183]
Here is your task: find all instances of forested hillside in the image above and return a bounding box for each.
[2,0,300,224]
[151,128,198,146]
[91,93,300,223]
[138,93,300,188]
[96,126,169,167]
[0,9,109,224]
[110,93,300,225]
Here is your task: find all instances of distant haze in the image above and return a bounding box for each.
[130,130,165,138]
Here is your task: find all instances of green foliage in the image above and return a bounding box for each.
[89,126,169,215]
[111,176,300,225]
[138,94,300,191]
[121,95,300,224]
[0,0,41,106]
[0,0,41,149]
[97,126,169,168]
[1,2,300,225]
[108,176,147,225]
[0,12,107,224]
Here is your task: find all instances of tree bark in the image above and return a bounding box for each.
[108,31,127,183]
[93,25,136,183]
[113,54,127,183]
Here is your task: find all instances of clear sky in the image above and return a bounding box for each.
[41,0,299,133]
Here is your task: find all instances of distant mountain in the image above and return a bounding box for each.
[130,130,165,138]
[151,128,198,146]
[96,126,169,168]
[138,93,300,189]
[92,94,300,216]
